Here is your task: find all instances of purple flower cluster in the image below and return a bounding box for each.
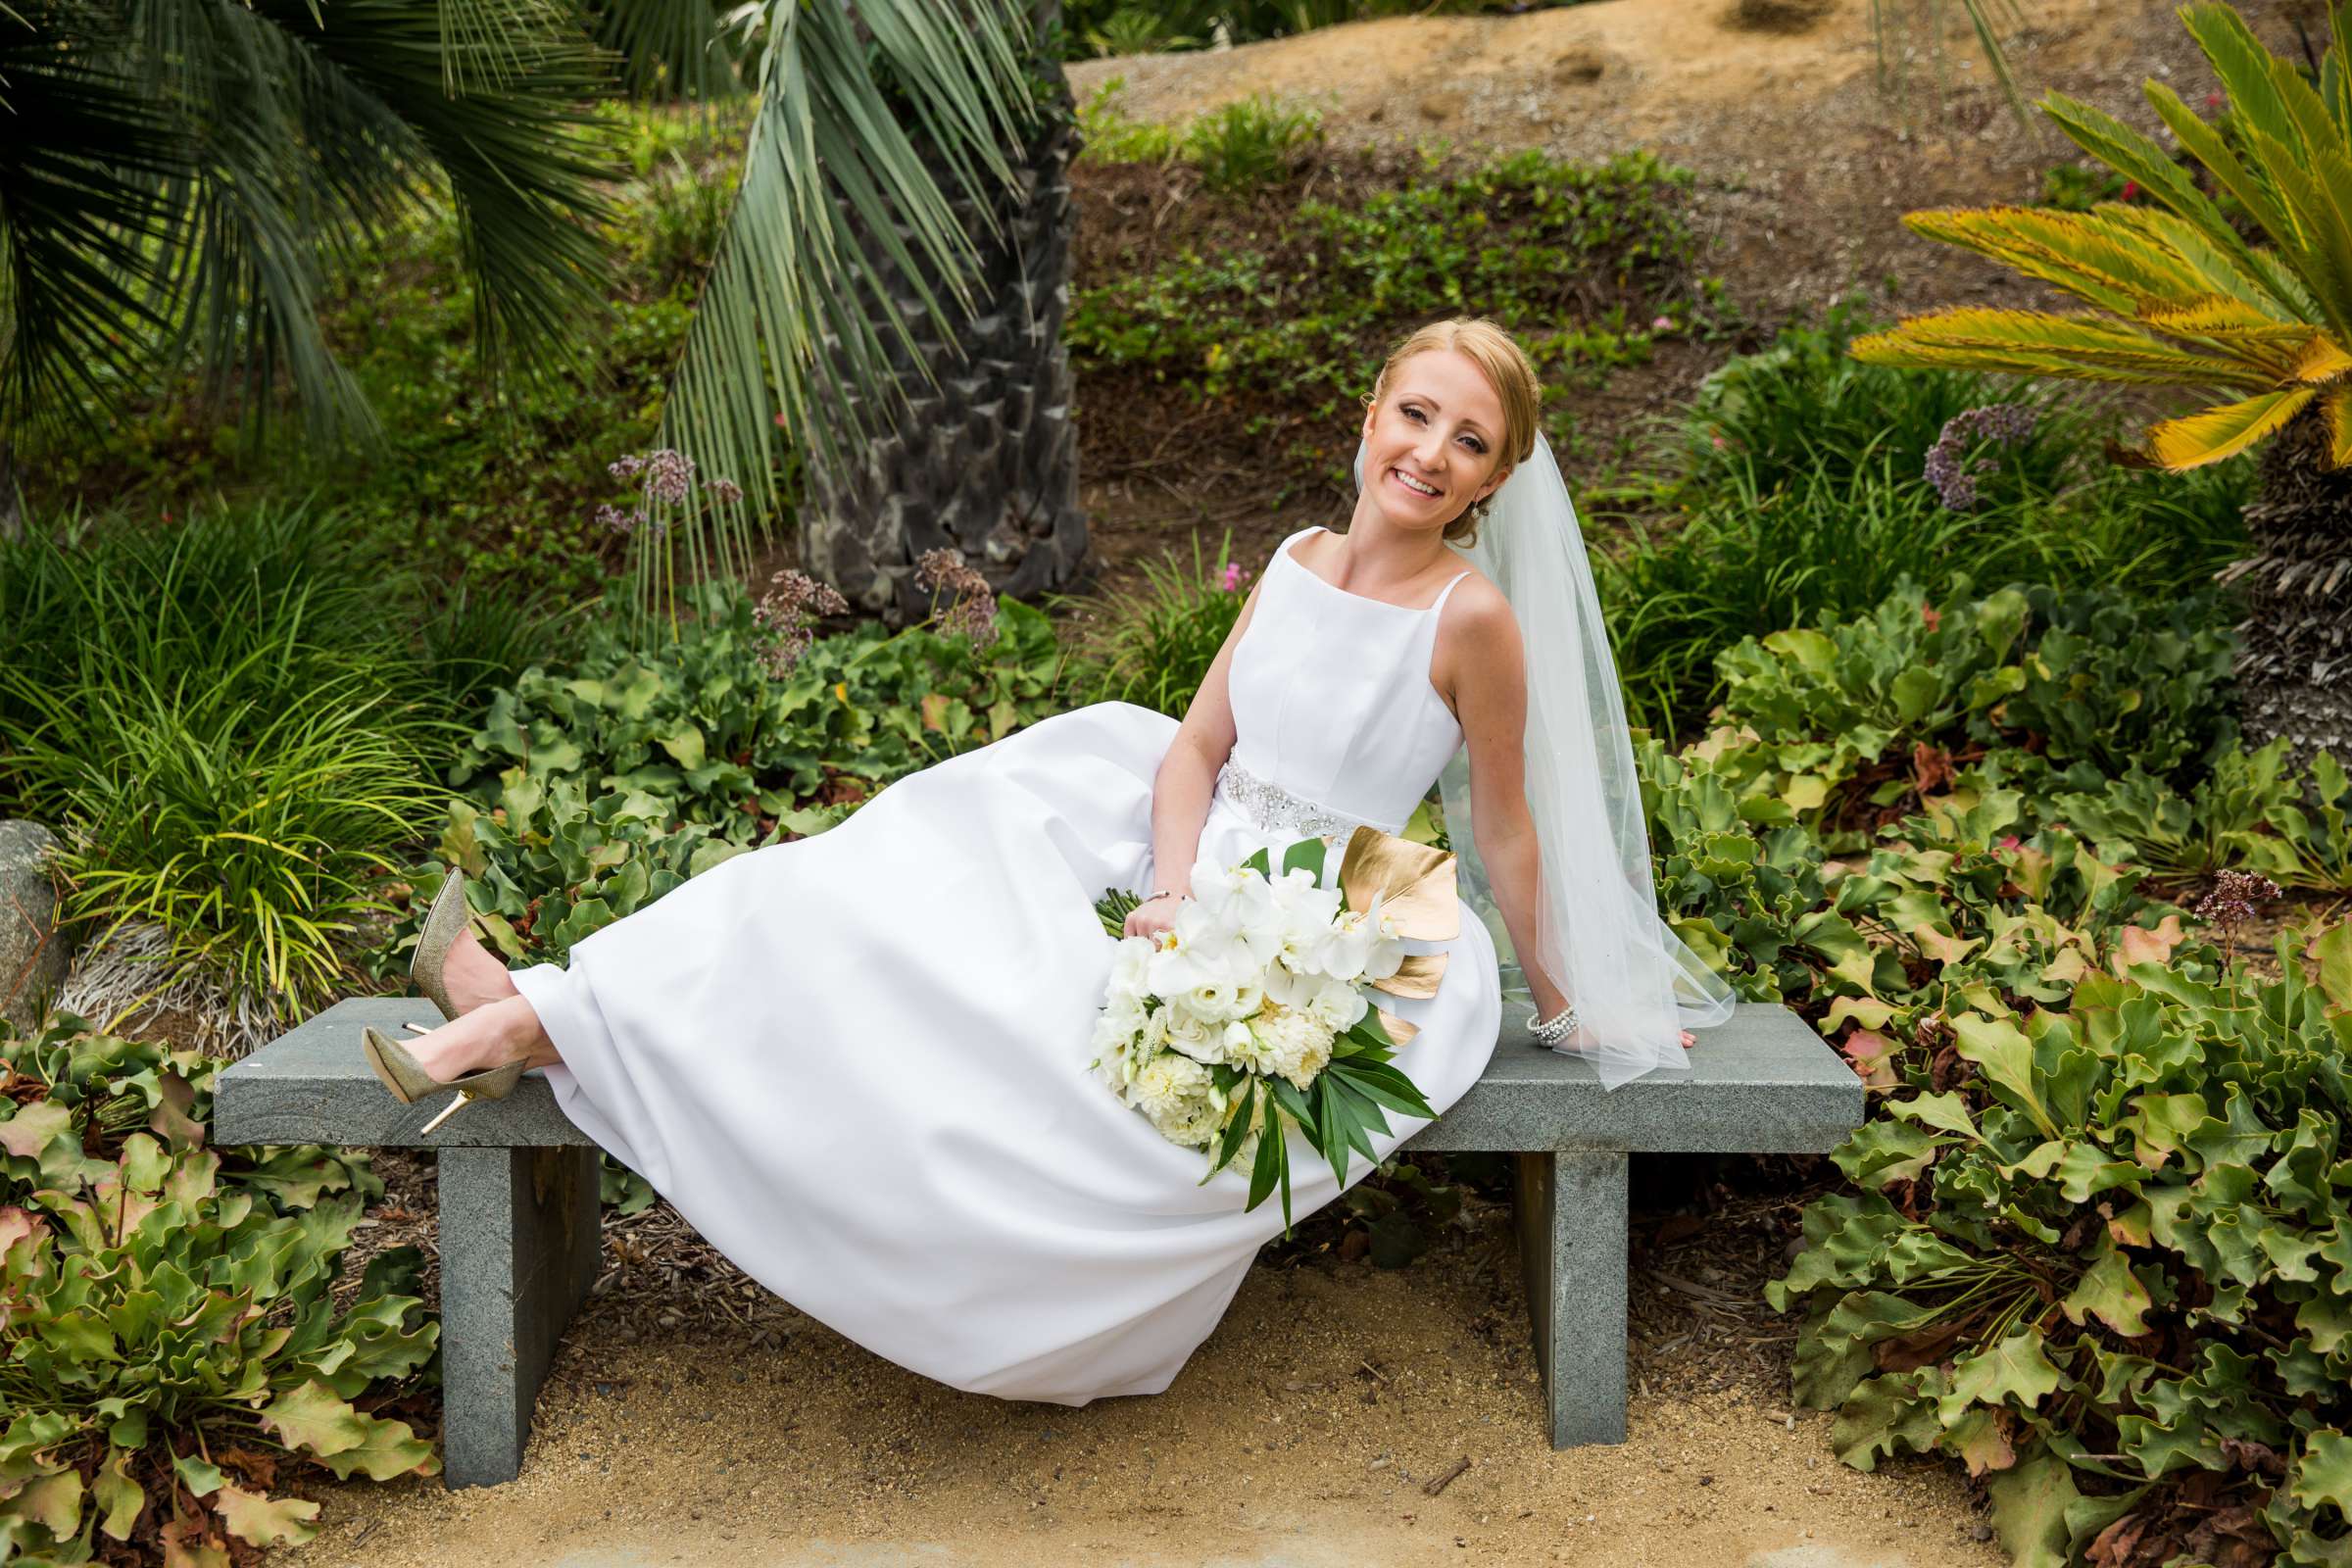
[596,450,746,537]
[754,569,850,679]
[913,548,1001,649]
[2193,867,2283,968]
[1923,404,2038,510]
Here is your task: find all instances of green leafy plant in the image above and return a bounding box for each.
[1767,923,2352,1565]
[0,1015,438,1559]
[1182,93,1326,193]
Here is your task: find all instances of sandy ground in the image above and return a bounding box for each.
[283,1244,2001,1568]
[276,1151,2006,1568]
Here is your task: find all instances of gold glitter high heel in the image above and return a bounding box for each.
[409,867,471,1021]
[360,1024,530,1136]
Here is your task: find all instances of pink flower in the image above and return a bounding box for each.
[1709,433,1726,449]
[1998,835,2022,852]
[1220,562,1245,592]
[2120,179,2140,201]
[2204,90,2224,111]
[773,412,789,429]
[1651,315,1674,331]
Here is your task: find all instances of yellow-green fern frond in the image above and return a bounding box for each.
[1900,206,2250,318]
[2328,384,2352,466]
[1850,308,2278,389]
[2136,294,2309,340]
[2290,333,2352,382]
[2145,386,2320,467]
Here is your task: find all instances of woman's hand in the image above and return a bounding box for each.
[1123,889,1190,943]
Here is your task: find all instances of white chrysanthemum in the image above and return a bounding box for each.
[1131,1053,1223,1147]
[1231,1004,1333,1089]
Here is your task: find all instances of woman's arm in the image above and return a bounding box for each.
[1445,591,1573,1021]
[1143,567,1269,901]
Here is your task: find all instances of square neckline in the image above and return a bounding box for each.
[1281,526,1471,614]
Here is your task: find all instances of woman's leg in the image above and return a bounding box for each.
[442,927,520,1014]
[405,993,562,1080]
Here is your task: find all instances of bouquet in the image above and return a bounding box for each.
[1087,825,1460,1235]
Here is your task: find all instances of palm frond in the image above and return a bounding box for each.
[1850,307,2279,389]
[1899,206,2264,319]
[645,0,1046,602]
[2145,385,2319,467]
[0,3,182,433]
[593,0,751,101]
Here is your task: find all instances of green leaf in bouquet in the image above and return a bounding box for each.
[1265,1076,1319,1144]
[1329,1055,1438,1121]
[1240,846,1271,876]
[1280,835,1328,887]
[1319,1073,1385,1166]
[1202,1082,1256,1182]
[1247,1090,1285,1215]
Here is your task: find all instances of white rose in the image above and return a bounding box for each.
[1162,1009,1229,1066]
[1304,976,1369,1033]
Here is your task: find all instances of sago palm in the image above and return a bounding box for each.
[1848,0,2352,773]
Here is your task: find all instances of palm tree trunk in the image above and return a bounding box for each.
[0,438,22,543]
[2221,406,2352,778]
[799,0,1087,626]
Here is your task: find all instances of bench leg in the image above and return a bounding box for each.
[1513,1150,1629,1448]
[436,1145,602,1488]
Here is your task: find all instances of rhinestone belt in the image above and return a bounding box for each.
[1215,759,1379,841]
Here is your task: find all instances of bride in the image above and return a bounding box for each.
[363,314,1734,1404]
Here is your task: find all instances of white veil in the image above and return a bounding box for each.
[1352,432,1738,1088]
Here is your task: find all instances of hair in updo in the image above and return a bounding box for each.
[1358,316,1542,548]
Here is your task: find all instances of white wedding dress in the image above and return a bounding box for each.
[512,523,1503,1403]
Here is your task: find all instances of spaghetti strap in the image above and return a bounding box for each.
[1428,569,1474,616]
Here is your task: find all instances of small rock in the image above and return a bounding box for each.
[1417,92,1463,122]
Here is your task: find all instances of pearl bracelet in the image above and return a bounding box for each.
[1528,1002,1580,1045]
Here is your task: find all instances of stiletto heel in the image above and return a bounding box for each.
[359,1025,531,1134]
[410,868,471,1021]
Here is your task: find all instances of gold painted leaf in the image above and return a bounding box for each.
[1371,951,1448,1000]
[1338,825,1458,941]
[1376,1005,1420,1049]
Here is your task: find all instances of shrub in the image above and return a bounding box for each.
[0,1016,438,1559]
[1595,429,2252,741]
[1767,926,2352,1566]
[435,577,1067,848]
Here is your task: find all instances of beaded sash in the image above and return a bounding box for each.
[1214,759,1380,841]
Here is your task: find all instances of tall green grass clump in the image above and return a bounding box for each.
[0,501,566,1045]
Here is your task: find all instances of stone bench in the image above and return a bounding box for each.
[214,996,1860,1486]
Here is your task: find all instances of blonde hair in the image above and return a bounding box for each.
[1357,316,1542,548]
